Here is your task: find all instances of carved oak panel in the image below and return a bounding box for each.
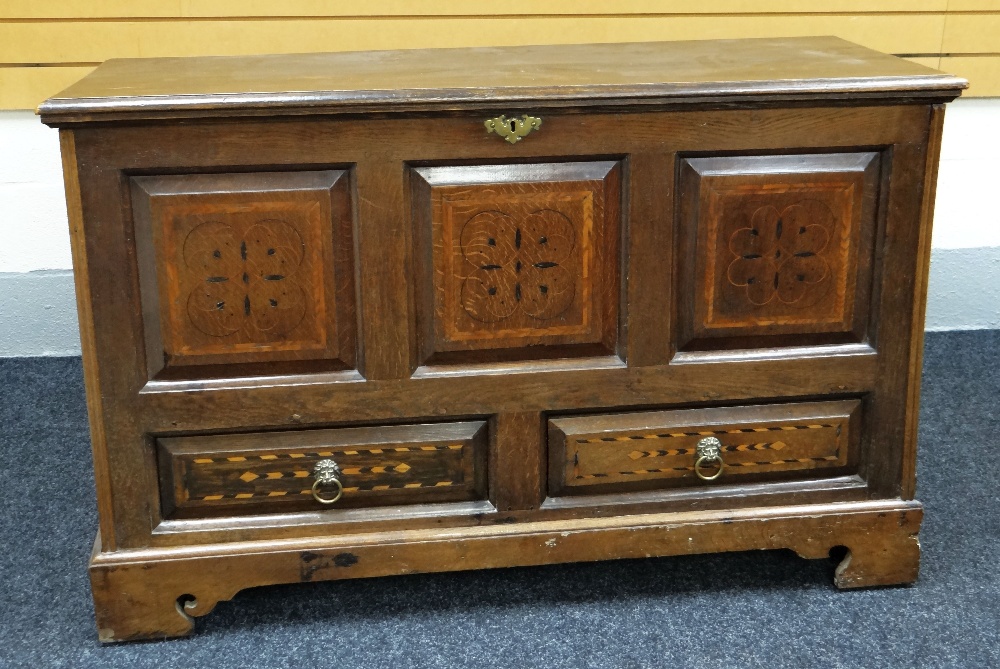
[411,162,621,365]
[157,421,488,519]
[549,400,860,496]
[677,153,881,351]
[131,170,356,377]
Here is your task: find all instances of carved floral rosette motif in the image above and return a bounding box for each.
[677,152,880,348]
[148,194,335,363]
[132,169,356,373]
[703,182,857,330]
[459,208,577,324]
[183,219,308,338]
[439,189,598,346]
[726,200,834,308]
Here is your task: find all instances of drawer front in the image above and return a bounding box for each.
[158,421,487,518]
[549,400,860,495]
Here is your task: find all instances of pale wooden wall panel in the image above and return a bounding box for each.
[0,15,949,64]
[941,55,1000,95]
[942,14,1000,52]
[905,57,943,69]
[0,1,951,19]
[0,67,97,110]
[945,1,1000,11]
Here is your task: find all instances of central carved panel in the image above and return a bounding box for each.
[412,162,621,364]
[459,208,577,325]
[445,193,590,341]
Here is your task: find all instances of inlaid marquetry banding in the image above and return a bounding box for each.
[574,423,836,445]
[158,421,488,518]
[197,479,457,501]
[574,455,841,480]
[559,408,852,488]
[726,456,841,466]
[236,462,414,483]
[187,442,468,501]
[190,443,464,465]
[626,440,790,460]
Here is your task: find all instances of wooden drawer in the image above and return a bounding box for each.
[158,421,488,518]
[548,400,860,496]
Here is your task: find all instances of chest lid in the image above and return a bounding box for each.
[38,36,965,125]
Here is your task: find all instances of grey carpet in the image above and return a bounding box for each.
[0,330,997,668]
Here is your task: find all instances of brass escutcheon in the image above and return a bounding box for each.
[311,459,344,505]
[694,436,725,481]
[484,114,542,144]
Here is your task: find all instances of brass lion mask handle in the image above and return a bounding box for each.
[484,114,542,144]
[694,437,725,481]
[311,459,344,505]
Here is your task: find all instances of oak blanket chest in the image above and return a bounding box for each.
[38,37,966,642]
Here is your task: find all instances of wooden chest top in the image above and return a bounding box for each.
[38,36,965,124]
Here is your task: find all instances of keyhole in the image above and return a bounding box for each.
[509,120,517,132]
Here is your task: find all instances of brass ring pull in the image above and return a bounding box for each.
[694,437,725,482]
[311,459,344,505]
[694,454,724,481]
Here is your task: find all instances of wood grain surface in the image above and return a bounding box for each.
[37,38,965,123]
[89,499,923,641]
[676,152,881,351]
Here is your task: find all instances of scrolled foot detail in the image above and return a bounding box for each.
[833,532,921,589]
[90,560,233,642]
[785,505,923,589]
[91,574,197,643]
